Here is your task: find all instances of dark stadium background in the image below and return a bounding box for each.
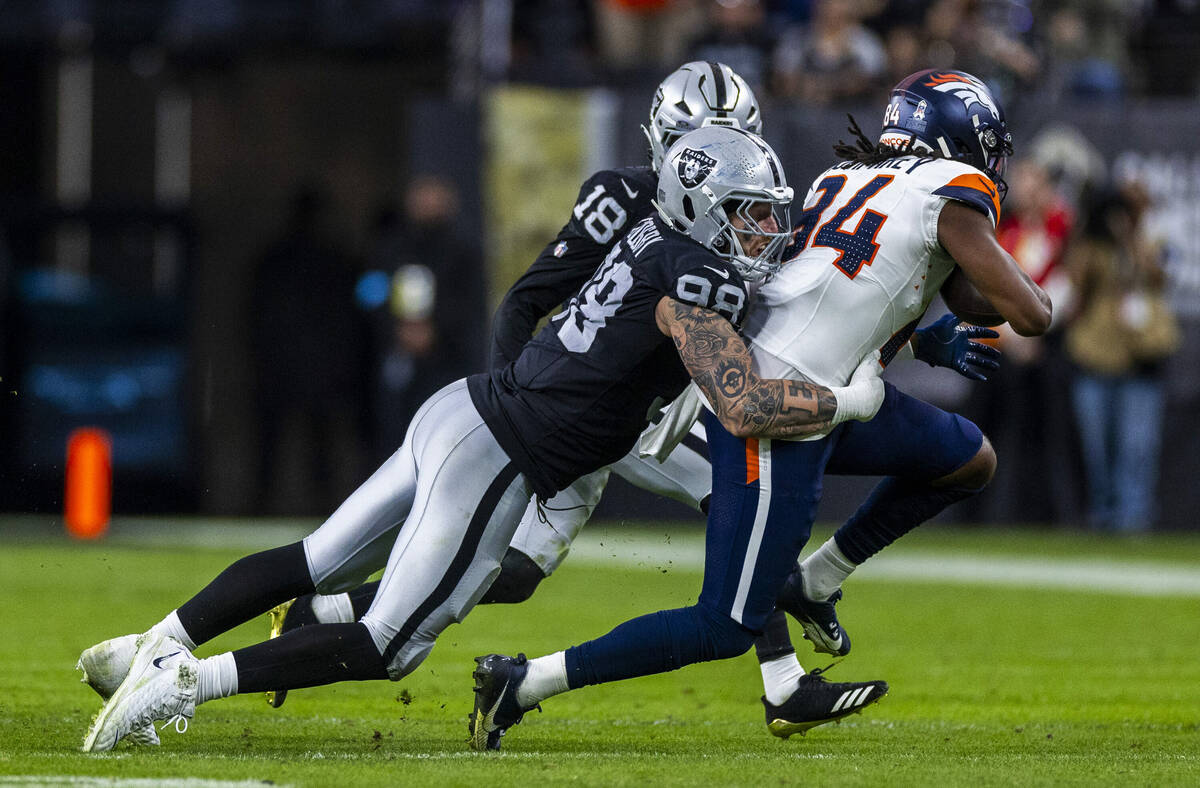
[1,1,1198,530]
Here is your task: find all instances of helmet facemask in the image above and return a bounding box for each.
[655,126,794,283]
[711,194,792,282]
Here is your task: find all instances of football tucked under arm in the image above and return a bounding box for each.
[937,201,1051,335]
[940,265,1005,327]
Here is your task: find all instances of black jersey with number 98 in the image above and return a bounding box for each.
[469,214,749,499]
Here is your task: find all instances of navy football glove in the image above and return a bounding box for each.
[913,314,1001,381]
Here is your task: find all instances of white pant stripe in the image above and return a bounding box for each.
[730,440,771,625]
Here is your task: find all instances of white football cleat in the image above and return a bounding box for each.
[82,633,198,753]
[77,634,160,746]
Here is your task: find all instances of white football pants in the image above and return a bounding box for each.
[301,381,712,676]
[303,379,532,678]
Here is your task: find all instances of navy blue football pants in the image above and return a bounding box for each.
[563,383,983,688]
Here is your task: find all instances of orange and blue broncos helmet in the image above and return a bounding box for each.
[880,69,1014,201]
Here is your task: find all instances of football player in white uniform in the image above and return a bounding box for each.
[471,69,1051,748]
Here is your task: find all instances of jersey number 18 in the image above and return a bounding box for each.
[574,184,629,244]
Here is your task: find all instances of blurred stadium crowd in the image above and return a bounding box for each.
[507,0,1199,102]
[1,1,1199,530]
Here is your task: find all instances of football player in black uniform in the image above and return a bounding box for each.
[258,62,994,729]
[80,127,890,752]
[77,62,996,750]
[264,64,756,628]
[291,65,1014,746]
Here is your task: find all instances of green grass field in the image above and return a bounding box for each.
[1,518,1198,786]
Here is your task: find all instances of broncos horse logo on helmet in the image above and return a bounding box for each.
[879,69,1014,200]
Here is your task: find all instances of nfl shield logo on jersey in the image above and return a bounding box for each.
[678,148,718,188]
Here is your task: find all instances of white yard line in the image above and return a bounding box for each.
[94,520,1200,598]
[566,530,1200,598]
[0,779,286,788]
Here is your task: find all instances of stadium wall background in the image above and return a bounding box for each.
[2,63,1197,531]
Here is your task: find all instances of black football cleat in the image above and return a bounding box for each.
[777,564,851,657]
[763,668,888,739]
[469,653,536,751]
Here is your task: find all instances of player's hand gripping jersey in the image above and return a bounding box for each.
[489,166,658,368]
[470,214,750,499]
[746,155,1002,389]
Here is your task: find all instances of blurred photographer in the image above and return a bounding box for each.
[1065,182,1179,532]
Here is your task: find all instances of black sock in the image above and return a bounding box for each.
[233,622,389,692]
[753,609,796,663]
[479,548,546,604]
[834,478,981,564]
[347,581,380,619]
[341,551,546,615]
[284,594,320,628]
[177,542,315,646]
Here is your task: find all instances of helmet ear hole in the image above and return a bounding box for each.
[682,195,695,222]
[878,69,1010,177]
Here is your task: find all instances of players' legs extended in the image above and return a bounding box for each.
[797,382,994,604]
[82,382,483,749]
[231,381,534,693]
[616,415,813,704]
[92,382,546,749]
[514,411,829,704]
[135,382,441,654]
[278,464,612,639]
[288,416,713,627]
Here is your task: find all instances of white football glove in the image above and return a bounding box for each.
[829,350,885,426]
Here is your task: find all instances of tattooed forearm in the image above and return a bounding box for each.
[658,297,839,438]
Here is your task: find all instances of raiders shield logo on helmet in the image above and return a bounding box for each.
[677,148,717,188]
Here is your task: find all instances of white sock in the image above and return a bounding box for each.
[800,538,857,601]
[516,651,569,708]
[150,610,197,651]
[195,652,239,705]
[760,654,806,706]
[310,593,355,624]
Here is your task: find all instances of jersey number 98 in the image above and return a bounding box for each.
[676,273,746,324]
[556,249,635,352]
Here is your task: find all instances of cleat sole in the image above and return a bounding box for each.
[767,690,887,740]
[264,599,295,708]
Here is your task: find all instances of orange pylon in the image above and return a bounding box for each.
[65,427,112,539]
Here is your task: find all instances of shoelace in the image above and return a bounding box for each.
[159,714,189,734]
[807,661,843,682]
[533,498,589,529]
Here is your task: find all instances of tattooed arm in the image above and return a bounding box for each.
[654,296,842,439]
